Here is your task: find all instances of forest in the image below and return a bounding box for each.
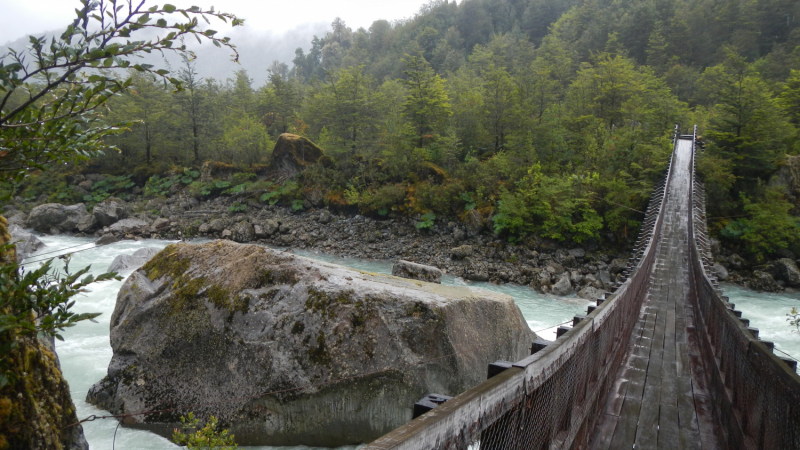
[6,0,800,261]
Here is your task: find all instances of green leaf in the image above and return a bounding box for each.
[163,4,176,12]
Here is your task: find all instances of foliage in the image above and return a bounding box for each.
[720,189,800,261]
[415,212,436,229]
[0,0,243,185]
[172,412,237,450]
[788,307,800,333]
[228,201,246,213]
[0,248,121,386]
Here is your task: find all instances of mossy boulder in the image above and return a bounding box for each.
[87,240,534,446]
[270,133,325,175]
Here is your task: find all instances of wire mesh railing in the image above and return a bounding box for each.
[363,132,680,450]
[687,126,800,449]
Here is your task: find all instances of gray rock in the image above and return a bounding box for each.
[392,260,443,284]
[712,263,729,281]
[221,229,232,239]
[95,234,120,246]
[93,199,130,227]
[450,245,473,259]
[9,225,45,261]
[774,258,800,287]
[608,258,627,275]
[209,218,226,232]
[27,203,92,232]
[551,272,573,296]
[709,238,721,256]
[544,261,565,275]
[262,219,280,236]
[729,254,747,270]
[87,241,534,446]
[198,223,211,234]
[232,221,255,243]
[453,228,466,242]
[26,203,67,231]
[749,271,782,292]
[567,248,586,260]
[76,213,97,233]
[6,212,27,226]
[279,234,294,245]
[108,218,150,234]
[107,248,161,274]
[463,209,484,236]
[577,286,607,301]
[152,218,170,231]
[597,270,612,285]
[317,210,332,224]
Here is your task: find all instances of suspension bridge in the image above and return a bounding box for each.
[363,126,800,449]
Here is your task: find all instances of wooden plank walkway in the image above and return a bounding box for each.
[589,139,724,449]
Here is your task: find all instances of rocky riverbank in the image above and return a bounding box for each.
[5,191,799,295]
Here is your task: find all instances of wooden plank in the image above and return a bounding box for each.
[677,376,702,450]
[608,397,643,450]
[657,404,681,450]
[634,384,662,450]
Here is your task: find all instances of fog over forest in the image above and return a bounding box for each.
[2,22,329,85]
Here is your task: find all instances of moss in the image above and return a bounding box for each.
[307,330,331,365]
[0,336,80,450]
[304,287,357,318]
[208,284,230,309]
[259,268,297,286]
[170,277,206,313]
[141,245,190,281]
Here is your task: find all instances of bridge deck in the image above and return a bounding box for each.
[590,139,723,449]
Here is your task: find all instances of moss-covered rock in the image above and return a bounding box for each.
[88,240,535,446]
[0,215,88,450]
[269,133,325,175]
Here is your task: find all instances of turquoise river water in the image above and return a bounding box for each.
[20,236,800,449]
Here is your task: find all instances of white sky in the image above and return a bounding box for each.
[0,0,435,45]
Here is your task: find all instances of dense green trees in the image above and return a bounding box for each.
[10,0,800,257]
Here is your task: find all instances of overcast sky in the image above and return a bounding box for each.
[0,0,434,45]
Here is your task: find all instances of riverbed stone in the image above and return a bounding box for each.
[577,286,607,301]
[608,258,627,275]
[713,263,729,281]
[749,270,782,292]
[774,258,800,287]
[152,218,170,231]
[93,199,130,227]
[209,218,226,232]
[107,248,160,274]
[450,245,473,259]
[232,221,255,243]
[9,225,45,261]
[107,218,150,234]
[392,260,443,284]
[551,273,572,296]
[86,241,534,446]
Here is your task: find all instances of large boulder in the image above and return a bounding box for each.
[107,218,150,234]
[26,203,92,233]
[93,199,130,227]
[87,241,534,446]
[748,270,782,292]
[392,260,443,284]
[270,133,326,175]
[9,225,45,261]
[232,221,256,243]
[774,258,800,287]
[551,272,573,296]
[107,248,161,274]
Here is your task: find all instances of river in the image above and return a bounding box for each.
[20,235,800,449]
